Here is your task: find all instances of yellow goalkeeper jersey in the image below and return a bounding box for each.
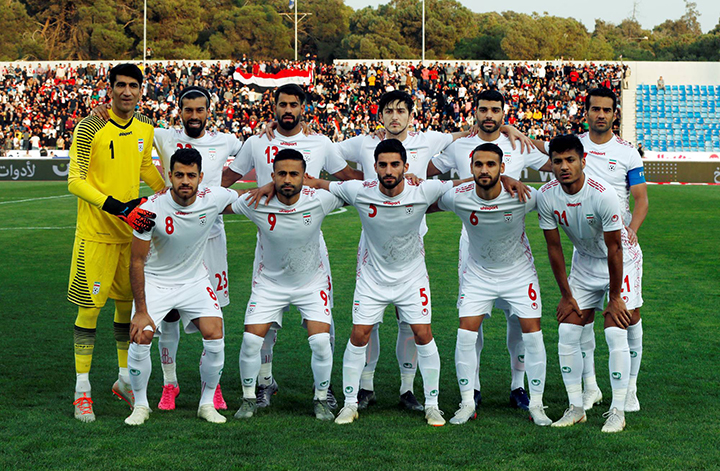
[68,109,165,243]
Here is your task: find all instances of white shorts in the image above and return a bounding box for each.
[352,273,432,325]
[133,278,223,335]
[568,246,644,312]
[204,230,230,308]
[458,261,542,319]
[244,272,332,328]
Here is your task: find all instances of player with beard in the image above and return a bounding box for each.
[92,86,243,411]
[222,84,362,410]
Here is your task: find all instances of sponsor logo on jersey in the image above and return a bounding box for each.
[345,386,353,394]
[608,158,617,171]
[518,355,525,363]
[561,366,571,373]
[429,389,438,397]
[199,213,207,225]
[92,281,101,295]
[567,202,582,207]
[531,302,538,310]
[130,369,140,376]
[303,211,312,225]
[586,213,595,224]
[612,372,622,379]
[630,351,637,358]
[119,131,132,137]
[405,205,414,215]
[459,379,469,386]
[320,381,329,388]
[279,142,297,146]
[612,214,619,222]
[138,138,144,152]
[504,211,512,222]
[422,308,429,316]
[403,362,413,368]
[480,205,498,211]
[243,378,254,385]
[209,148,216,160]
[531,379,541,386]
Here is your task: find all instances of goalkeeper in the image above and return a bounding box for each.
[67,63,165,422]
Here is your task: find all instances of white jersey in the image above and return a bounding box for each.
[231,187,344,287]
[134,186,239,286]
[578,133,644,226]
[537,176,627,260]
[337,130,453,180]
[229,132,347,186]
[432,134,548,180]
[439,182,537,276]
[154,128,243,238]
[329,179,453,285]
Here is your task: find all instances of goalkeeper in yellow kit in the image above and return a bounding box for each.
[68,63,165,422]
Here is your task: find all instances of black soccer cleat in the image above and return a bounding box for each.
[357,389,377,410]
[399,391,424,411]
[474,389,482,408]
[509,387,530,411]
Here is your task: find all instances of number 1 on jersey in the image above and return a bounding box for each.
[265,146,279,164]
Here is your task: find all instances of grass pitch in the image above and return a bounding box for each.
[0,182,718,470]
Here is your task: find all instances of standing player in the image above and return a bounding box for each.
[305,139,469,426]
[537,134,639,433]
[428,90,551,411]
[436,143,551,426]
[68,63,165,422]
[222,84,362,408]
[230,150,343,421]
[125,148,238,426]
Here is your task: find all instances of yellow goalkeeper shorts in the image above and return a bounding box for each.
[68,237,132,308]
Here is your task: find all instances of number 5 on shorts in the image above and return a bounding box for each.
[419,287,429,306]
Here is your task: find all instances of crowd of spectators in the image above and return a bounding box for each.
[0,57,627,155]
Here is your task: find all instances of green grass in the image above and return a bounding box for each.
[0,182,719,470]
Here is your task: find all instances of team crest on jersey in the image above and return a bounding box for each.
[408,150,418,161]
[608,158,617,171]
[302,150,311,161]
[503,152,511,164]
[504,211,513,222]
[92,281,101,295]
[138,139,144,152]
[353,300,360,313]
[405,205,414,215]
[199,213,207,225]
[303,211,312,225]
[209,148,217,160]
[586,213,595,225]
[248,301,256,314]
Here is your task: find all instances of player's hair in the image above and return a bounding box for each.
[274,84,306,104]
[170,147,202,173]
[378,90,414,114]
[109,63,143,87]
[273,148,307,171]
[548,134,584,158]
[374,138,407,163]
[476,89,505,109]
[471,143,503,164]
[585,87,617,112]
[179,86,211,108]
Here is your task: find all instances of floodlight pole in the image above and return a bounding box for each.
[422,0,425,63]
[143,0,147,66]
[280,5,310,61]
[294,0,298,61]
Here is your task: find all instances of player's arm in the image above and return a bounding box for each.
[500,175,531,202]
[129,236,155,343]
[450,130,471,142]
[602,229,631,328]
[333,165,363,181]
[139,130,165,193]
[543,228,582,322]
[303,173,331,191]
[628,180,649,245]
[426,160,443,178]
[221,167,244,187]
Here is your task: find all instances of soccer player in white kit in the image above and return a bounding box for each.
[306,139,469,426]
[230,149,344,421]
[222,84,362,409]
[436,143,551,427]
[536,134,640,433]
[125,148,240,426]
[429,89,551,411]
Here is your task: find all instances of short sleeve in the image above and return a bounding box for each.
[524,187,538,214]
[536,190,557,230]
[230,194,254,218]
[438,186,455,212]
[524,147,550,171]
[322,137,349,175]
[336,136,363,163]
[316,189,345,214]
[228,137,254,176]
[328,180,360,204]
[425,130,454,157]
[228,134,244,157]
[214,186,239,211]
[597,189,624,232]
[421,179,454,203]
[432,140,458,174]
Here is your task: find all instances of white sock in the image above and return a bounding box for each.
[455,328,478,406]
[76,373,91,393]
[416,339,441,407]
[199,338,224,406]
[580,322,598,391]
[361,324,380,390]
[259,329,276,386]
[309,333,333,400]
[627,320,643,390]
[239,332,263,399]
[128,343,152,408]
[605,327,630,411]
[342,340,367,405]
[159,319,180,386]
[558,323,584,408]
[506,311,526,390]
[523,331,547,407]
[473,323,484,391]
[397,321,417,393]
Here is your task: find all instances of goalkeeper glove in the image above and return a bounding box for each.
[102,196,156,233]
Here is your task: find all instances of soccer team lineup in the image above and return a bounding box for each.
[69,62,647,433]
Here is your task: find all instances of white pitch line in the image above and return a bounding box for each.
[0,194,73,205]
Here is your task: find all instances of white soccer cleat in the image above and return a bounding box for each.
[73,392,96,423]
[601,407,626,433]
[112,379,135,409]
[449,403,476,425]
[551,405,586,428]
[582,388,603,411]
[624,388,640,412]
[124,405,151,426]
[425,405,446,426]
[198,404,227,424]
[528,405,552,426]
[334,404,359,424]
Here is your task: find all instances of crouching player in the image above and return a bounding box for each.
[537,134,640,433]
[125,148,239,425]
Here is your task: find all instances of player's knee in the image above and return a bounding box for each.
[558,323,582,353]
[308,332,332,360]
[241,331,264,356]
[164,309,181,322]
[75,307,101,330]
[201,322,224,340]
[604,327,629,352]
[518,317,541,334]
[137,330,154,345]
[350,325,373,346]
[114,300,132,323]
[631,308,641,324]
[412,325,433,345]
[458,316,482,332]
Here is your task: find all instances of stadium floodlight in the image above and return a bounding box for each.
[143,0,147,65]
[422,0,425,63]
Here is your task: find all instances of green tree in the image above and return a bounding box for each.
[0,0,44,60]
[299,0,353,61]
[340,6,413,59]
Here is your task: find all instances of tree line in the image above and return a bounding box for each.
[1,0,718,62]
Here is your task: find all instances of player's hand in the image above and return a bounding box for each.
[303,173,320,189]
[557,295,582,323]
[500,175,531,202]
[405,173,422,185]
[373,128,387,140]
[130,311,156,344]
[90,103,111,121]
[603,297,631,328]
[501,125,533,153]
[258,121,277,140]
[469,123,480,136]
[245,182,275,208]
[103,196,157,233]
[625,226,638,246]
[300,121,312,135]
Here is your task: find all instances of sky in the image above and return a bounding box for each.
[343,0,720,33]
